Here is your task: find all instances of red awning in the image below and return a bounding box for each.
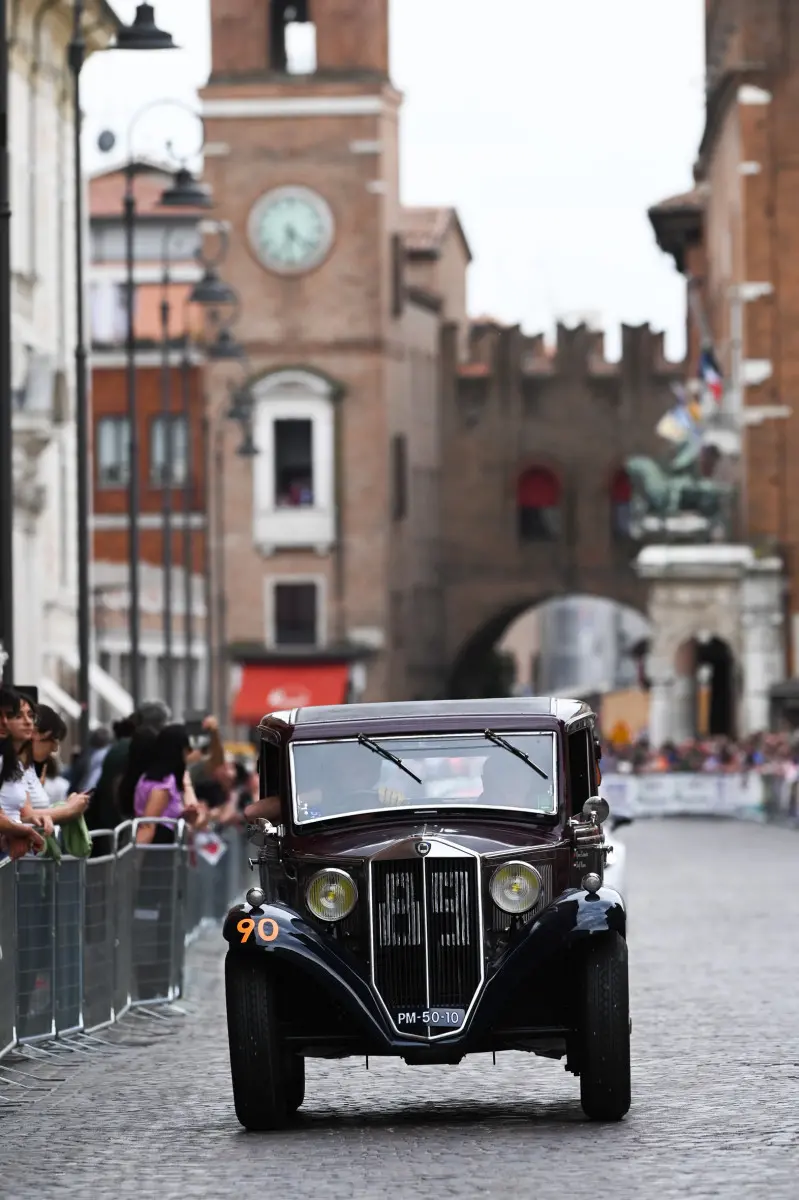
[232,663,349,725]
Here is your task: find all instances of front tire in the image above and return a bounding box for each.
[578,932,631,1121]
[225,952,301,1131]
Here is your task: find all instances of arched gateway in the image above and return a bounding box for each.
[439,321,682,697]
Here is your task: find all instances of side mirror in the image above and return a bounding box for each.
[247,818,274,847]
[583,796,610,825]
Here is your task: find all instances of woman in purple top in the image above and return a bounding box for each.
[134,724,201,845]
[131,724,201,1002]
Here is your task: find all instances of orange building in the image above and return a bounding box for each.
[89,163,211,718]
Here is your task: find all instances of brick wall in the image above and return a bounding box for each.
[441,323,681,678]
[91,362,207,573]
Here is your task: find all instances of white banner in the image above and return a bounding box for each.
[602,773,766,821]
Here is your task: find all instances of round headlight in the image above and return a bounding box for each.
[306,868,358,923]
[490,861,542,915]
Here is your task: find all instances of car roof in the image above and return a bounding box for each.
[263,697,592,729]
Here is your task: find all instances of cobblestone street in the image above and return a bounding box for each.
[2,819,798,1199]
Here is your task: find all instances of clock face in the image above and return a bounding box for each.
[248,186,335,275]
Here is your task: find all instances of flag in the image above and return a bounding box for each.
[699,346,723,404]
[656,394,702,445]
[194,831,228,867]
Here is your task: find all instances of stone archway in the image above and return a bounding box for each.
[446,592,651,700]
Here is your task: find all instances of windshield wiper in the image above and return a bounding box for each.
[356,734,423,784]
[484,729,549,781]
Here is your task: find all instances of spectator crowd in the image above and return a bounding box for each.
[0,686,261,861]
[601,731,799,777]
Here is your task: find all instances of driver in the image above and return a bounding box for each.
[480,749,554,810]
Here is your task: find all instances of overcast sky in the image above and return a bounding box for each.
[83,1,706,360]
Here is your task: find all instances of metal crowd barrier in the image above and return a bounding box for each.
[0,818,249,1061]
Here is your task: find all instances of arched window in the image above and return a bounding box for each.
[611,467,632,539]
[517,467,561,542]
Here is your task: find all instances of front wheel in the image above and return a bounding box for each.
[578,932,631,1121]
[225,952,301,1131]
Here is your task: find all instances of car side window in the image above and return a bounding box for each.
[567,729,592,815]
[259,740,281,800]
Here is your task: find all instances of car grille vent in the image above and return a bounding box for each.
[371,857,482,1034]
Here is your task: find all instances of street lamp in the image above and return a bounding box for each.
[159,222,237,718]
[158,199,215,716]
[0,1,175,695]
[68,4,175,749]
[101,99,210,709]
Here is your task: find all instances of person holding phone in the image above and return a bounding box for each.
[22,705,91,828]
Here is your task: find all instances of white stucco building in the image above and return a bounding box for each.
[8,0,132,724]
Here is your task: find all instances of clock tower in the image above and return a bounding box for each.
[200,1,465,725]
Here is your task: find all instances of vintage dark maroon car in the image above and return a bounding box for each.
[223,699,630,1129]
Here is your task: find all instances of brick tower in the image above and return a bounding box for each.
[201,2,470,725]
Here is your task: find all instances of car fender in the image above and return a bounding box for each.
[223,901,395,1045]
[468,886,626,1036]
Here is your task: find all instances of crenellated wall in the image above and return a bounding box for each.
[440,321,686,683]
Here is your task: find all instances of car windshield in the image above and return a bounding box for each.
[290,731,557,825]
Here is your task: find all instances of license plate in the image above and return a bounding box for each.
[395,1007,466,1029]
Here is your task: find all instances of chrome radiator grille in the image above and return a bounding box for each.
[371,856,481,1031]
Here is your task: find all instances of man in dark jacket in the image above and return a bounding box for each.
[86,701,171,848]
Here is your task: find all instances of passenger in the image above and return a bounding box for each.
[479,749,554,810]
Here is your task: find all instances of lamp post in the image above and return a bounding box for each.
[158,228,237,719]
[104,101,209,708]
[67,4,175,751]
[156,190,213,714]
[0,1,12,682]
[178,265,239,718]
[217,377,258,721]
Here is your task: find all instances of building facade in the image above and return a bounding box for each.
[650,0,799,674]
[88,163,210,721]
[201,0,471,730]
[441,320,680,697]
[8,0,118,722]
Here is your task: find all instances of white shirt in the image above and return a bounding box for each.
[0,755,30,824]
[24,765,51,811]
[45,775,69,806]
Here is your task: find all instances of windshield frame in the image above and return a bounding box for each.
[288,730,560,827]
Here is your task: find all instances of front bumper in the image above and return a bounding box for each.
[223,886,625,1057]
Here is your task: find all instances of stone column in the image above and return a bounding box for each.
[740,556,785,734]
[647,655,675,747]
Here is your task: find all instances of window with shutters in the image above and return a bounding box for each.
[391,434,408,521]
[275,419,314,507]
[610,467,632,539]
[252,370,336,552]
[517,467,561,542]
[150,415,189,488]
[96,417,130,488]
[272,581,320,646]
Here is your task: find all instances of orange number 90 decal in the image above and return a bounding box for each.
[236,917,278,944]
